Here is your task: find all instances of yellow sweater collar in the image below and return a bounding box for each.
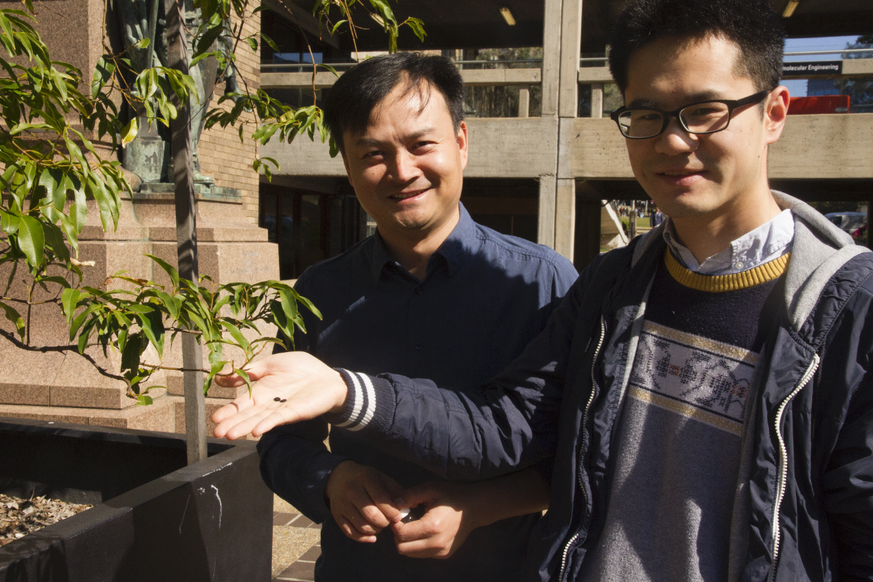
[664,249,790,292]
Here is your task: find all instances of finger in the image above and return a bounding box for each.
[394,532,449,559]
[334,497,385,535]
[365,480,407,524]
[215,404,281,440]
[335,513,377,543]
[224,407,288,440]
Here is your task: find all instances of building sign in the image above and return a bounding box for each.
[782,61,843,76]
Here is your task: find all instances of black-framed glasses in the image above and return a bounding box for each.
[610,90,770,139]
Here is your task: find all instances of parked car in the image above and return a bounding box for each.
[825,211,867,234]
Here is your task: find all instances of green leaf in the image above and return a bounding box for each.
[406,17,427,42]
[121,332,143,373]
[136,394,154,406]
[42,221,69,263]
[35,275,70,289]
[293,290,322,321]
[369,0,397,24]
[38,168,64,212]
[204,360,228,396]
[137,308,165,357]
[17,215,45,268]
[121,116,138,148]
[91,55,115,98]
[153,289,182,320]
[1,210,20,235]
[260,33,280,53]
[195,24,225,58]
[218,320,251,354]
[147,254,179,288]
[331,19,349,34]
[69,180,87,232]
[0,302,25,339]
[234,367,252,395]
[61,288,81,325]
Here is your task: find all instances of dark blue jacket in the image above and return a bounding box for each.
[332,193,873,581]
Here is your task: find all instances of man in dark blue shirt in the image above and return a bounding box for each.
[256,53,577,581]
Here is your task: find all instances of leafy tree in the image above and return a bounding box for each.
[0,0,424,404]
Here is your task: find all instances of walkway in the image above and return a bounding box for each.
[271,495,321,581]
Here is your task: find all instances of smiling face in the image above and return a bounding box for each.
[624,34,788,249]
[341,80,468,252]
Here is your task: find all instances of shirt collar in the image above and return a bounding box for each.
[368,202,476,283]
[663,209,794,275]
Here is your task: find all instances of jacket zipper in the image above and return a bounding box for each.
[767,353,820,582]
[557,316,606,582]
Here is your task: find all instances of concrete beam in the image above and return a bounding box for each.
[262,117,560,179]
[459,68,541,87]
[566,114,873,181]
[569,118,634,179]
[465,118,559,178]
[261,68,543,91]
[260,71,339,90]
[263,113,873,184]
[578,67,615,84]
[771,113,873,178]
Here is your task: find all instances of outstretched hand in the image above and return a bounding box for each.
[211,352,348,440]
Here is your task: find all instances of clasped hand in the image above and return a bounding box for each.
[327,461,478,559]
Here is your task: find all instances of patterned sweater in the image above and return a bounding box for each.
[579,249,789,582]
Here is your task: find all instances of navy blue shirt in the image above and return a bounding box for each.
[258,204,577,581]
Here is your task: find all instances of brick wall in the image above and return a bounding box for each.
[197,8,262,225]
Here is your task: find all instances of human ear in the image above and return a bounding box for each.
[764,86,790,145]
[456,121,469,170]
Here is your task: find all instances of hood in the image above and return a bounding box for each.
[773,191,870,331]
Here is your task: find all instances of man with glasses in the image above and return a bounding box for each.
[213,0,873,579]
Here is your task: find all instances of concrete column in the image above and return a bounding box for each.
[541,0,563,117]
[558,0,584,119]
[537,0,563,248]
[538,174,557,247]
[553,0,584,260]
[555,178,576,257]
[538,0,583,258]
[519,87,530,118]
[591,83,604,118]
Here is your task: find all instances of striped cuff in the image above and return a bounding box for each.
[329,369,380,431]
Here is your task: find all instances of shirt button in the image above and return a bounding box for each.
[735,261,745,270]
[415,342,423,350]
[415,286,424,295]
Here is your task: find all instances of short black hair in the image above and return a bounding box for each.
[323,52,465,152]
[608,0,785,94]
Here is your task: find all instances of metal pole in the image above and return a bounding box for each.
[165,0,206,464]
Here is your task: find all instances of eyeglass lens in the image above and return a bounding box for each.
[617,102,732,138]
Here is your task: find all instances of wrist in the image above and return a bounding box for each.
[328,369,349,414]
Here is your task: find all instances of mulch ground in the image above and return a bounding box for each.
[0,493,92,546]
